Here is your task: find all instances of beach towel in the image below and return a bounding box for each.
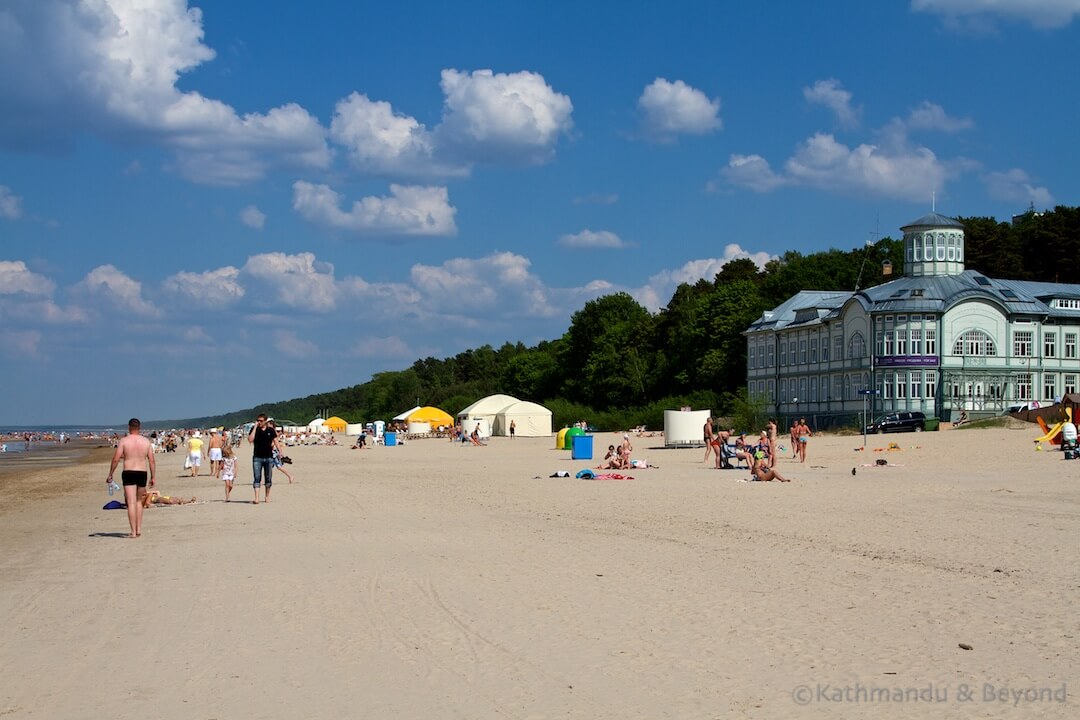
[102,500,126,510]
[592,473,634,480]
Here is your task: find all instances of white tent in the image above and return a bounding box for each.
[393,405,422,421]
[493,400,552,437]
[307,417,326,433]
[457,394,519,436]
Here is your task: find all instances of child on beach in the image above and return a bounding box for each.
[220,444,236,501]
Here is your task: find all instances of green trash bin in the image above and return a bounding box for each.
[924,418,940,432]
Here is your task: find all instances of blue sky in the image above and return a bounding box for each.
[2,0,1078,424]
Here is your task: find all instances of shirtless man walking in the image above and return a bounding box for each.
[106,418,156,538]
[206,429,224,478]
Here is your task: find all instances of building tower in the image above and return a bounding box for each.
[901,212,965,278]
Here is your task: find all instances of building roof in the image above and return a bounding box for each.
[900,212,965,230]
[748,271,1080,334]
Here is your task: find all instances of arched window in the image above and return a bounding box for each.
[952,330,997,356]
[849,332,866,358]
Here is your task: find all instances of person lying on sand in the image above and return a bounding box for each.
[141,490,197,507]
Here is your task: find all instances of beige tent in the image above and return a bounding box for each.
[493,400,552,437]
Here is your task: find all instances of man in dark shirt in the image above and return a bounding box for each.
[247,413,282,504]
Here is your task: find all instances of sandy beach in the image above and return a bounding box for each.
[0,426,1076,719]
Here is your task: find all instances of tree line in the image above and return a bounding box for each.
[159,206,1078,431]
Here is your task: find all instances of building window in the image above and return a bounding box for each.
[911,328,923,355]
[767,344,775,367]
[780,341,787,366]
[925,329,936,355]
[834,334,844,362]
[850,333,865,359]
[910,371,922,398]
[834,375,842,401]
[1044,373,1057,401]
[1014,331,1033,357]
[767,379,775,402]
[810,338,818,363]
[1066,333,1076,359]
[924,371,937,399]
[780,379,787,402]
[1045,332,1057,358]
[896,329,908,356]
[1055,299,1080,309]
[1065,375,1076,396]
[954,330,996,356]
[882,372,893,399]
[821,340,829,363]
[799,378,807,402]
[810,376,817,403]
[800,340,807,364]
[1016,373,1032,400]
[790,341,797,365]
[883,331,894,356]
[947,235,956,261]
[748,345,756,369]
[936,233,946,261]
[895,371,907,399]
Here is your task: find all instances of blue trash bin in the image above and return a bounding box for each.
[571,435,593,460]
[384,431,397,446]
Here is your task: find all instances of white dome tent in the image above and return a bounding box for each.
[457,394,519,438]
[306,417,327,433]
[493,400,552,437]
[393,406,422,422]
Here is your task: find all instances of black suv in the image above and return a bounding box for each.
[865,411,927,434]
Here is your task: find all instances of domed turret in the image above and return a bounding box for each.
[901,212,965,278]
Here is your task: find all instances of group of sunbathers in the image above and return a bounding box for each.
[598,434,634,469]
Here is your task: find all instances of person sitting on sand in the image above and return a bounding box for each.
[141,490,197,507]
[599,444,619,470]
[750,456,790,482]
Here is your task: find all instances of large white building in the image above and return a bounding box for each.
[745,212,1080,427]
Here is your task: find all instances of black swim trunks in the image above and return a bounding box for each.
[121,470,148,487]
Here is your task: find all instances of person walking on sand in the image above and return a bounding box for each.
[220,444,237,502]
[510,419,516,439]
[794,417,812,463]
[106,418,156,538]
[703,417,716,465]
[248,414,282,504]
[187,430,204,478]
[206,429,224,478]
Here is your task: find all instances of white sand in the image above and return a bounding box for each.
[0,427,1076,719]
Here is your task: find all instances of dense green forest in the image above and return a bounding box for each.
[161,206,1079,431]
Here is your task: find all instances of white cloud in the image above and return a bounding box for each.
[717,154,788,192]
[0,330,42,358]
[0,186,24,219]
[242,252,339,312]
[71,264,159,317]
[330,92,466,178]
[410,252,557,318]
[905,101,974,132]
[912,0,1080,29]
[292,181,457,236]
[273,329,318,359]
[981,168,1055,207]
[722,133,948,202]
[573,192,619,205]
[349,335,413,358]
[632,247,776,311]
[0,261,55,296]
[240,205,266,229]
[558,230,627,249]
[434,69,574,164]
[0,1,331,183]
[803,79,861,129]
[161,267,245,307]
[637,78,721,142]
